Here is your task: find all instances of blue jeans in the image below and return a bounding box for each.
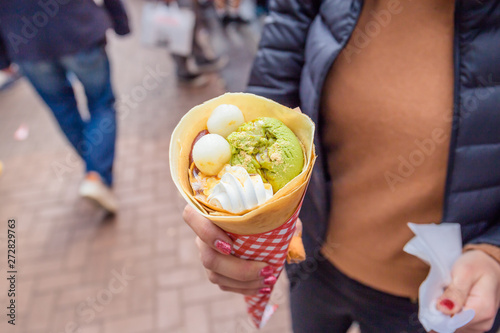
[18,44,116,186]
[287,252,500,333]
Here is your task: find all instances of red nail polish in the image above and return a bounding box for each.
[259,266,274,277]
[259,287,272,294]
[214,240,232,255]
[439,299,455,311]
[264,275,277,286]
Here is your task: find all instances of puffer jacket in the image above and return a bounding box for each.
[247,0,500,258]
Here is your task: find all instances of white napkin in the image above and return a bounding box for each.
[403,223,475,333]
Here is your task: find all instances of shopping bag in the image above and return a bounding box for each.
[141,1,195,56]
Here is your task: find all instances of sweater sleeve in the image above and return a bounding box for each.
[103,0,131,36]
[246,0,320,108]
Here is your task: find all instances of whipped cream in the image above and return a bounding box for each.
[207,166,273,213]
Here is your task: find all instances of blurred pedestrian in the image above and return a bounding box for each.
[162,0,227,87]
[214,0,248,25]
[184,0,500,332]
[0,0,131,213]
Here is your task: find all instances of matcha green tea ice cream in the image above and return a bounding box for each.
[227,117,304,193]
[171,92,316,229]
[189,111,306,214]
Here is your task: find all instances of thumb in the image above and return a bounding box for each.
[436,273,475,315]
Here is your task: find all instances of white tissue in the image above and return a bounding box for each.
[403,223,475,333]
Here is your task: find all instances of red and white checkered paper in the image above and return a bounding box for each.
[226,203,302,328]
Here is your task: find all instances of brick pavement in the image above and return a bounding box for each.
[0,1,297,333]
[0,1,362,333]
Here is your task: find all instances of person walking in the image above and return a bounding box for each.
[161,0,227,86]
[0,0,130,213]
[183,0,500,332]
[214,0,248,25]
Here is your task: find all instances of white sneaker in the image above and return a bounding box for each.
[79,172,118,213]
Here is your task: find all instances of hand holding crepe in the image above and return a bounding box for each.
[183,204,272,293]
[170,93,316,328]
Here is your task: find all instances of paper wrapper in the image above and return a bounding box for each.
[169,93,316,328]
[228,196,304,328]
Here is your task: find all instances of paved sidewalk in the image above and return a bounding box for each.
[0,1,293,333]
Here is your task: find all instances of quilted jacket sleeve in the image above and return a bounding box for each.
[246,0,320,108]
[468,221,500,247]
[464,221,500,264]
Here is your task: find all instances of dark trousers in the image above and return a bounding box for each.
[288,253,500,333]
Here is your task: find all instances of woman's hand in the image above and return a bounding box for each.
[183,205,277,295]
[435,250,500,333]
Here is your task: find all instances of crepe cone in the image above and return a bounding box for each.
[169,92,316,327]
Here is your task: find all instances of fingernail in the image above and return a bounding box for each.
[259,266,274,277]
[259,287,272,294]
[263,275,277,286]
[214,240,232,255]
[439,299,455,311]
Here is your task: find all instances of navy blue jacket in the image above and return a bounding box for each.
[0,0,130,69]
[247,0,500,257]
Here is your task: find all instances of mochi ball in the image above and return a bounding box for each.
[192,134,231,176]
[207,104,245,138]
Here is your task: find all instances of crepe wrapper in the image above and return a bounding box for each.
[169,92,316,328]
[228,195,304,328]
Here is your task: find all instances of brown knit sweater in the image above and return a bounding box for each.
[320,0,456,298]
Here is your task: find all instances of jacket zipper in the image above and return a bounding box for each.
[442,0,461,222]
